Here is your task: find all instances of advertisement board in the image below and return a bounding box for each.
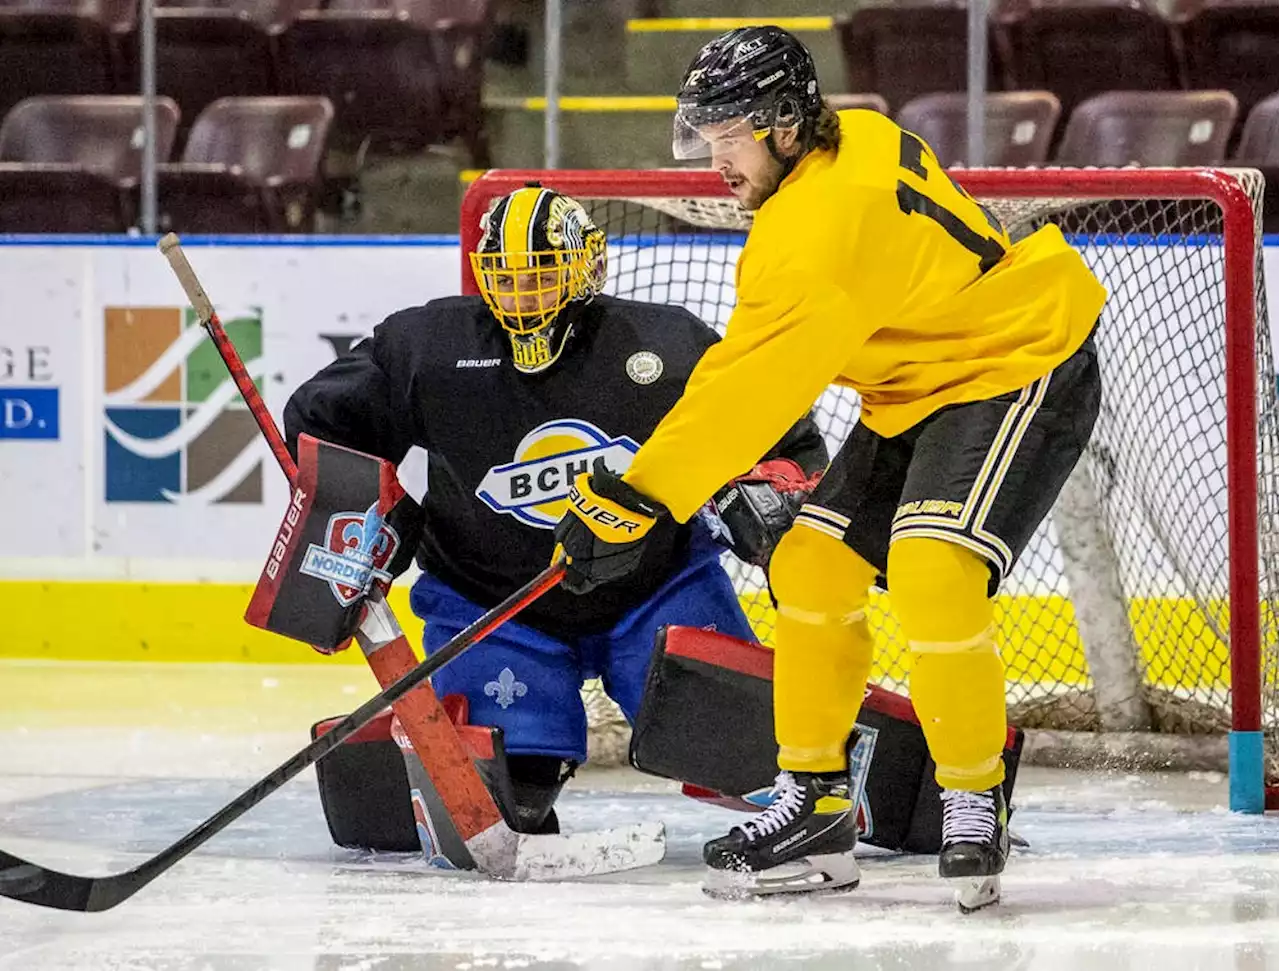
[0,235,1276,662]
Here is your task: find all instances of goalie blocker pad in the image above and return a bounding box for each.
[630,626,1023,854]
[246,433,422,651]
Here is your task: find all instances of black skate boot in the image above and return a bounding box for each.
[702,770,860,899]
[938,785,1010,913]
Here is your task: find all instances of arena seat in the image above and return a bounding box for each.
[0,0,136,120]
[999,0,1181,127]
[156,95,333,232]
[1053,90,1239,166]
[1233,92,1278,232]
[895,90,1061,166]
[280,0,465,157]
[0,94,179,231]
[413,0,490,166]
[152,0,299,142]
[834,0,1008,115]
[1171,0,1278,127]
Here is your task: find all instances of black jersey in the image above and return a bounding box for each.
[284,294,825,639]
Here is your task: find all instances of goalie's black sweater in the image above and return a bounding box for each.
[285,294,826,639]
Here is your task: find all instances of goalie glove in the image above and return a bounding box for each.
[553,458,668,595]
[705,458,821,567]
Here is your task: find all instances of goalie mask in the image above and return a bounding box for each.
[470,186,607,374]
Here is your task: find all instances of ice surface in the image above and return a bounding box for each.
[0,661,1275,971]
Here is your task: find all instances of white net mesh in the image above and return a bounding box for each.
[547,171,1277,777]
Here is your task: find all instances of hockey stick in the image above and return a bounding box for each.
[0,563,566,912]
[155,232,509,844]
[152,234,662,877]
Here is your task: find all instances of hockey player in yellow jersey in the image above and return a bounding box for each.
[552,26,1107,909]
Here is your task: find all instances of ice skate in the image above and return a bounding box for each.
[939,785,1009,913]
[702,771,860,899]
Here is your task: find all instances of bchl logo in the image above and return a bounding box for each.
[475,419,640,529]
[299,501,400,605]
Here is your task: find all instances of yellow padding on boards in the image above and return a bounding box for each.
[0,581,423,664]
[500,96,679,113]
[737,591,1245,692]
[626,17,835,32]
[0,580,1258,688]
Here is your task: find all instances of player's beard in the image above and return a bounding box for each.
[738,155,787,211]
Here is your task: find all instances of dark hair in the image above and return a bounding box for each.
[810,101,842,152]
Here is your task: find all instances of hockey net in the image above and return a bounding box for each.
[461,169,1278,805]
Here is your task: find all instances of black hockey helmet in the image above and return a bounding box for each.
[470,184,606,374]
[672,26,823,161]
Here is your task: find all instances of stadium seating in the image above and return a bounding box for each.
[1171,0,1278,127]
[998,0,1182,128]
[152,0,299,143]
[0,94,179,231]
[415,0,490,166]
[896,91,1061,166]
[156,96,333,232]
[0,0,136,121]
[1234,92,1278,231]
[282,0,488,163]
[1054,90,1239,166]
[834,0,1008,115]
[0,0,1276,233]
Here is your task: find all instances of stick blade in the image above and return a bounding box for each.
[512,822,666,881]
[0,849,95,912]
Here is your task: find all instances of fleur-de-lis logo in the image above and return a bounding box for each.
[484,667,527,709]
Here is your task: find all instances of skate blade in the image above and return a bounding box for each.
[951,874,1001,913]
[702,853,860,900]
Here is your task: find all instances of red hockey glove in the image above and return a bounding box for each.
[706,458,822,567]
[552,458,668,595]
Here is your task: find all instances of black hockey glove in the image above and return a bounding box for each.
[705,458,821,567]
[552,458,668,595]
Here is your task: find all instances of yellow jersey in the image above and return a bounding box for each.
[624,109,1107,522]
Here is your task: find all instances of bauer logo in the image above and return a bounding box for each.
[103,307,265,504]
[300,502,400,606]
[475,418,640,529]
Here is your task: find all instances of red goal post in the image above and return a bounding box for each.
[460,167,1277,813]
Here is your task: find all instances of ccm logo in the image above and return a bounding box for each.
[265,487,307,579]
[568,484,643,534]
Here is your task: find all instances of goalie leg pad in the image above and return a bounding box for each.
[311,709,419,852]
[630,626,1024,853]
[411,574,591,763]
[313,695,577,853]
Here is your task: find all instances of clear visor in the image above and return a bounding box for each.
[671,103,770,160]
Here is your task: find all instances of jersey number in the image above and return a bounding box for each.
[895,131,1006,274]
